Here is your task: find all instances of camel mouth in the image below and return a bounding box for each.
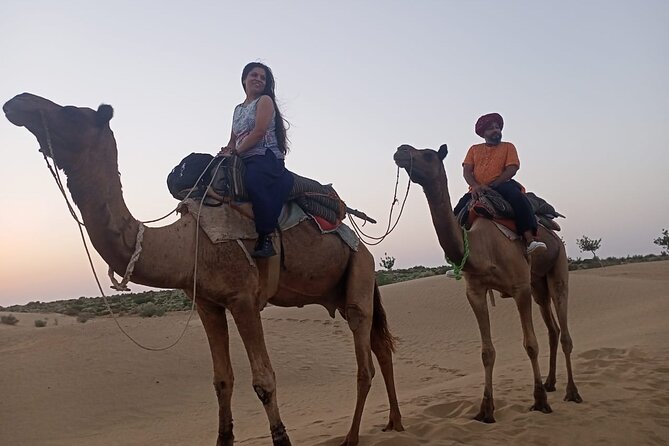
[393,147,413,169]
[3,100,27,127]
[4,93,61,127]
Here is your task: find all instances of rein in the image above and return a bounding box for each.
[347,151,413,246]
[37,111,219,351]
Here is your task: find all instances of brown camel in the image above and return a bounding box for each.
[393,144,581,423]
[3,93,404,446]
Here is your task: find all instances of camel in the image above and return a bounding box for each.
[393,143,581,423]
[3,92,404,446]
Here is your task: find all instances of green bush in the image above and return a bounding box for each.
[138,302,165,318]
[1,314,19,325]
[77,312,94,323]
[34,319,47,328]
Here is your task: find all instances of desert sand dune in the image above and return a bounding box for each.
[2,261,668,445]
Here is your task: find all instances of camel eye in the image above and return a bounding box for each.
[63,106,83,122]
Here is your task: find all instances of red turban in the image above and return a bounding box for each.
[475,113,504,137]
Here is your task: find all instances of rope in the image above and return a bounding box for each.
[37,113,220,351]
[445,228,470,280]
[109,223,145,291]
[346,152,413,246]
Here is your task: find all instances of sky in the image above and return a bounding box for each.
[1,0,668,306]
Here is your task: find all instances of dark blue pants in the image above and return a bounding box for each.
[243,149,294,235]
[454,180,538,235]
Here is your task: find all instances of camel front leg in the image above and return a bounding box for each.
[513,289,552,414]
[532,278,560,392]
[229,297,291,446]
[549,274,583,403]
[466,285,496,423]
[341,304,375,446]
[196,300,235,446]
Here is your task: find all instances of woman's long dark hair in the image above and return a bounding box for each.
[241,62,289,154]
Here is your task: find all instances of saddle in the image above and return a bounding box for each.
[457,189,564,232]
[173,155,351,226]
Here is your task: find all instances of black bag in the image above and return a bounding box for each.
[167,153,214,200]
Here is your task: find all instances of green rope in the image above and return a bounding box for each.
[446,229,470,280]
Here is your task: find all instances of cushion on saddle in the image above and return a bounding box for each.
[457,189,563,231]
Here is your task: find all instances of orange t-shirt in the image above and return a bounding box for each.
[462,142,520,187]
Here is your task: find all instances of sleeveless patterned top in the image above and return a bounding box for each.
[232,96,283,159]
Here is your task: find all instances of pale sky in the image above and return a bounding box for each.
[1,0,668,306]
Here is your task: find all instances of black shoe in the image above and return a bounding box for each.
[252,234,276,258]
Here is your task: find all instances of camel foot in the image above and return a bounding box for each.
[473,396,496,423]
[216,427,234,446]
[382,417,405,432]
[530,401,553,414]
[564,383,583,403]
[530,385,553,414]
[543,378,557,392]
[271,422,291,446]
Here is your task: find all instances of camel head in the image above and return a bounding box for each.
[393,144,449,187]
[3,93,114,173]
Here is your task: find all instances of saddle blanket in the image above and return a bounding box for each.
[181,198,359,251]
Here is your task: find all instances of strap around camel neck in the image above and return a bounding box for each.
[446,229,469,280]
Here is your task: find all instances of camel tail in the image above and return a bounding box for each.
[371,282,396,353]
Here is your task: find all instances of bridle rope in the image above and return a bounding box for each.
[38,112,223,351]
[347,151,413,246]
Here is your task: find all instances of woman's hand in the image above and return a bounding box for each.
[218,146,234,156]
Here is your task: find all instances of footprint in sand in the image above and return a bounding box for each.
[423,400,474,418]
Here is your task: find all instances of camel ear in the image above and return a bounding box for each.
[96,104,114,126]
[438,144,448,160]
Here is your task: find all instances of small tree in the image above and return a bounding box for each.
[34,319,47,328]
[379,253,396,271]
[576,235,602,260]
[654,229,669,255]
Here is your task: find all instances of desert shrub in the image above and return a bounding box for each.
[77,312,95,323]
[1,314,19,325]
[138,302,165,318]
[133,294,153,305]
[34,319,47,328]
[63,306,80,316]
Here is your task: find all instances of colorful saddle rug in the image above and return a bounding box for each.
[456,189,564,232]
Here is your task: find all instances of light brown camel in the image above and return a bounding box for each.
[3,93,404,446]
[393,144,581,423]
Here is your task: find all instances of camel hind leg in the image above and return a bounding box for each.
[339,249,377,446]
[549,248,583,403]
[532,276,560,392]
[370,283,404,432]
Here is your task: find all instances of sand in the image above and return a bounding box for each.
[2,261,668,445]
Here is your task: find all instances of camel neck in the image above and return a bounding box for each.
[64,130,143,277]
[422,175,466,266]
